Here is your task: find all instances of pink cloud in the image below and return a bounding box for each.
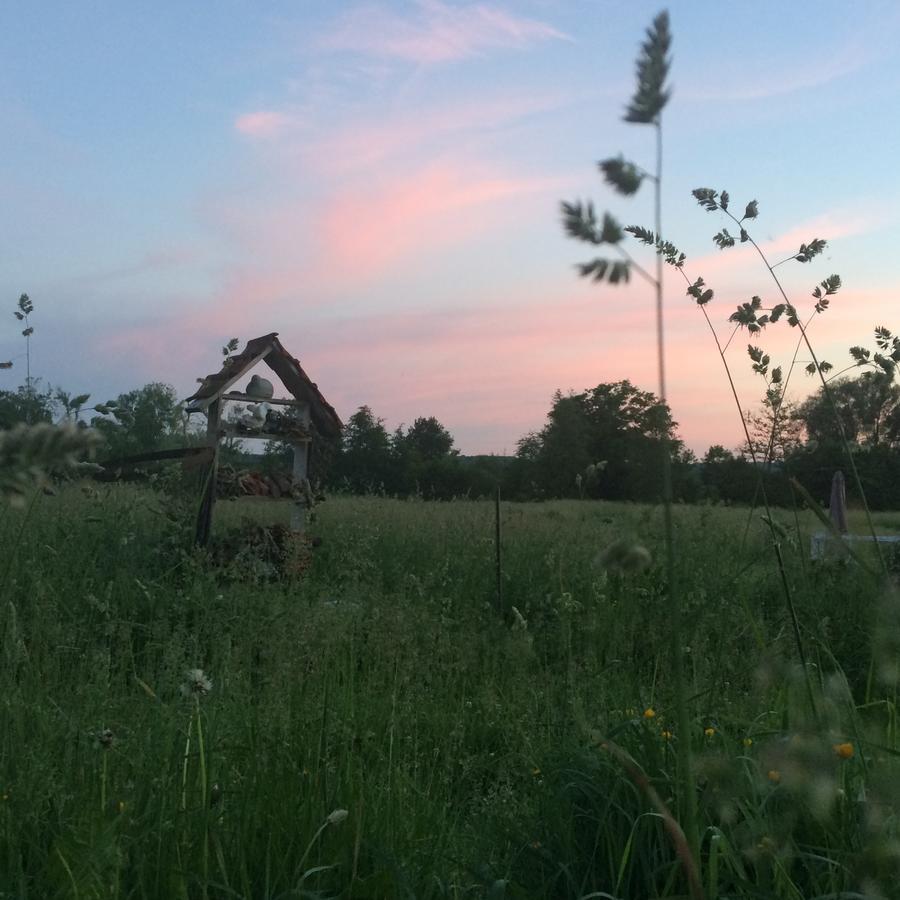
[234,110,293,138]
[82,270,900,457]
[313,159,570,283]
[321,0,569,64]
[303,90,570,175]
[680,209,883,288]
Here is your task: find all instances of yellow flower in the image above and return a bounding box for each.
[767,769,781,784]
[833,742,854,760]
[531,767,542,777]
[704,727,715,738]
[643,708,656,719]
[742,737,753,748]
[661,729,673,740]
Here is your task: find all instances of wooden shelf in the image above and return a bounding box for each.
[220,425,311,443]
[221,392,307,408]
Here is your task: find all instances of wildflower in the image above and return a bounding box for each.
[643,708,656,719]
[180,669,212,698]
[704,727,716,738]
[531,767,542,777]
[742,737,753,748]
[117,800,126,814]
[661,729,673,740]
[327,808,349,826]
[833,742,854,760]
[767,770,781,784]
[757,835,777,855]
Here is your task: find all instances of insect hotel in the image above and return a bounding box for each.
[185,333,342,545]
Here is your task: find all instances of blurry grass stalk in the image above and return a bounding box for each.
[599,736,704,900]
[559,9,701,873]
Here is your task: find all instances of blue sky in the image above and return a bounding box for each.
[2,0,899,454]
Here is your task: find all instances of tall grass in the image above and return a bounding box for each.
[2,487,899,897]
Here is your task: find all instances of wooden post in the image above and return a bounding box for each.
[291,402,312,533]
[195,399,220,547]
[495,485,503,615]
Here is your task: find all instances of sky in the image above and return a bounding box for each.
[2,0,899,456]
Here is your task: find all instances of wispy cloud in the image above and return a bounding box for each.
[303,89,570,174]
[680,15,891,104]
[685,209,885,284]
[234,110,293,138]
[312,159,570,283]
[320,0,569,64]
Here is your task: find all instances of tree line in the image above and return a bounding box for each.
[4,370,898,507]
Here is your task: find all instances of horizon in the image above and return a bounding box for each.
[2,1,899,457]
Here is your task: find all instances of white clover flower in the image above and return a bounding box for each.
[180,669,213,698]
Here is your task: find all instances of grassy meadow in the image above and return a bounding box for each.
[3,486,900,898]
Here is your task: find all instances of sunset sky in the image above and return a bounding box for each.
[2,1,899,455]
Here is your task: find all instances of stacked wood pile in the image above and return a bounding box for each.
[209,521,319,580]
[216,464,301,499]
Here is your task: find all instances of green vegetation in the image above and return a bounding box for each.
[2,489,900,898]
[4,9,900,898]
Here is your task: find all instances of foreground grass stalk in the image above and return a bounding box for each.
[598,736,703,900]
[653,117,700,870]
[560,11,703,883]
[195,695,209,900]
[181,716,193,813]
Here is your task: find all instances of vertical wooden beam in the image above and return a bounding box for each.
[495,485,503,615]
[195,399,221,547]
[291,402,312,534]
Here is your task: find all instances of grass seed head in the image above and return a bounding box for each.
[597,539,652,573]
[181,668,213,698]
[326,808,349,826]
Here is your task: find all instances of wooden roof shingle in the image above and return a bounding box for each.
[185,333,342,438]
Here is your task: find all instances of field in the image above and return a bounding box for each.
[3,487,900,898]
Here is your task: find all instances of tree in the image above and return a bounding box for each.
[519,380,681,501]
[331,405,395,493]
[0,382,55,430]
[797,374,900,449]
[91,383,182,457]
[392,415,463,497]
[397,416,456,461]
[741,395,805,462]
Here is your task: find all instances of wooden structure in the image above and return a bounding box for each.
[185,333,342,545]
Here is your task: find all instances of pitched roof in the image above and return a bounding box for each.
[185,333,343,438]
